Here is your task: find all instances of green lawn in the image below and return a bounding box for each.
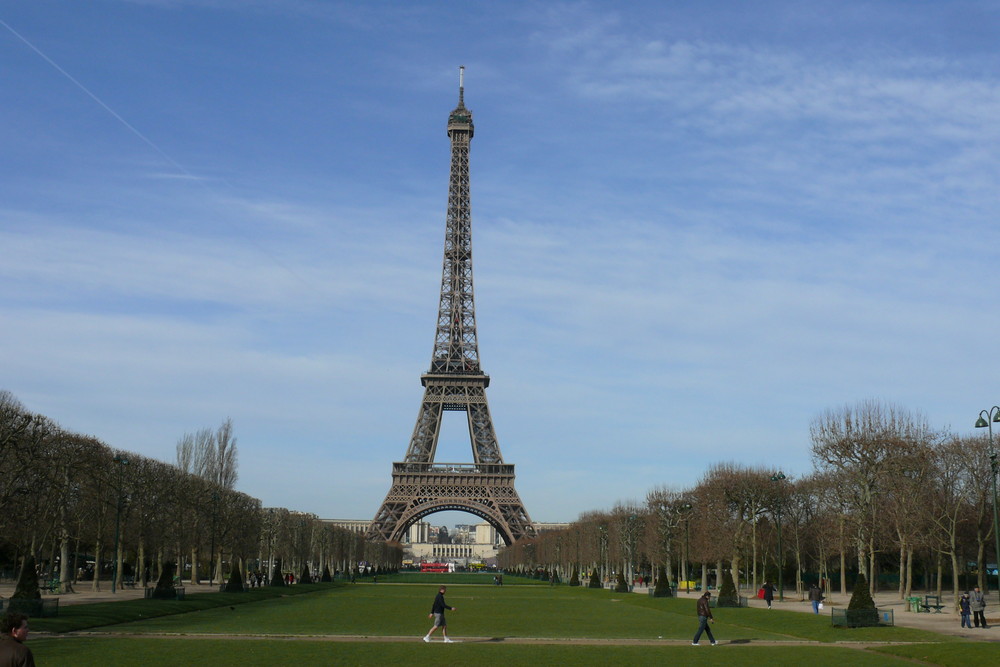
[26,638,939,667]
[26,581,985,666]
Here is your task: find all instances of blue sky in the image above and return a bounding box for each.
[3,1,1000,527]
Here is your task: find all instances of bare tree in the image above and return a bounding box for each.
[810,400,932,591]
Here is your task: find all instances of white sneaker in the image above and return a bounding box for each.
[711,641,718,645]
[422,636,430,643]
[691,642,699,646]
[444,638,454,643]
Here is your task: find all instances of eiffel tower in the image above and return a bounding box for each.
[367,68,535,546]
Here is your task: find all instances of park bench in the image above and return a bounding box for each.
[122,576,136,589]
[920,595,945,613]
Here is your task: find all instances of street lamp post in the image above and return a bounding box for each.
[210,491,219,586]
[626,514,638,587]
[111,455,129,594]
[770,472,786,603]
[679,503,693,593]
[598,525,607,585]
[975,407,1000,591]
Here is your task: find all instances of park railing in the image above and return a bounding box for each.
[830,607,894,627]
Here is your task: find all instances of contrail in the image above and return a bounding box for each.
[1,16,308,282]
[0,17,196,180]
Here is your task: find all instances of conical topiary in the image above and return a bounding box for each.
[846,574,879,626]
[270,559,285,587]
[848,574,875,609]
[717,567,739,606]
[299,566,312,584]
[321,565,332,582]
[151,561,177,599]
[614,569,629,592]
[569,566,580,586]
[224,562,244,592]
[12,555,41,600]
[588,569,602,588]
[653,564,673,597]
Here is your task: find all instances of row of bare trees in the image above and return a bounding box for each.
[500,400,999,605]
[0,390,400,592]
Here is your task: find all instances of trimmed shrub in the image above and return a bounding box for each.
[569,567,580,587]
[844,574,879,626]
[614,569,629,593]
[270,560,285,587]
[224,563,244,592]
[12,555,41,600]
[299,566,312,584]
[150,561,178,600]
[652,564,673,598]
[588,569,602,588]
[321,565,332,583]
[717,567,739,606]
[848,574,876,610]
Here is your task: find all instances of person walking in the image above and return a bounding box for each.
[969,586,988,628]
[0,612,35,667]
[691,591,717,646]
[808,584,824,614]
[761,581,775,609]
[960,593,972,628]
[423,585,456,643]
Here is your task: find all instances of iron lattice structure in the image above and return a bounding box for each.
[367,69,535,546]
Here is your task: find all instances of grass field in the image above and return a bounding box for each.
[25,579,993,666]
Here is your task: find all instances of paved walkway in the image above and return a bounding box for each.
[646,585,998,640]
[0,581,212,606]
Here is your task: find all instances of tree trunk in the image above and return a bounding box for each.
[72,534,82,584]
[839,516,847,596]
[115,539,124,591]
[904,547,913,598]
[868,536,876,594]
[897,543,906,599]
[794,529,804,597]
[58,465,73,593]
[950,548,960,611]
[935,554,944,599]
[977,541,986,590]
[92,543,102,592]
[59,532,71,593]
[215,546,223,585]
[137,538,146,587]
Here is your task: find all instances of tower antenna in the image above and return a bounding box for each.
[459,65,465,105]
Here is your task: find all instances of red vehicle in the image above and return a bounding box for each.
[420,562,449,573]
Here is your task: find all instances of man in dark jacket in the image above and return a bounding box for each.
[0,612,35,667]
[808,584,824,613]
[692,591,717,646]
[422,585,456,643]
[761,581,776,609]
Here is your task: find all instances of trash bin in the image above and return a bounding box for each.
[908,596,921,613]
